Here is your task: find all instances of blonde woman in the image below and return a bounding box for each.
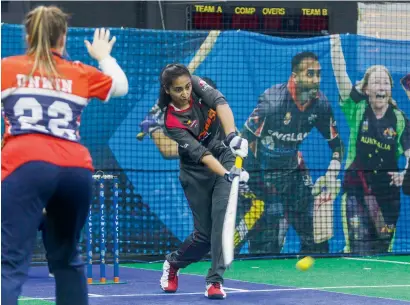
[331,35,410,254]
[1,6,128,305]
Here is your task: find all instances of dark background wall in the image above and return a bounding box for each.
[2,1,357,35]
[1,1,146,28]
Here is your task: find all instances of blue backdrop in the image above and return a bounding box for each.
[2,24,409,255]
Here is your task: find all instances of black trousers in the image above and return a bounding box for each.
[38,217,53,274]
[247,168,328,254]
[166,149,234,284]
[344,189,400,255]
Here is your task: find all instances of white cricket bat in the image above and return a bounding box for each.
[222,156,243,267]
[187,30,221,73]
[313,176,341,243]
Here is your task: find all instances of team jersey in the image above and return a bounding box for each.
[164,76,227,167]
[1,51,113,179]
[243,79,343,174]
[341,87,410,191]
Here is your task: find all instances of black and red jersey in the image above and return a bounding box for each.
[164,76,227,166]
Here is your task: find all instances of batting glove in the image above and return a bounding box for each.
[224,166,249,184]
[139,104,164,136]
[223,132,248,158]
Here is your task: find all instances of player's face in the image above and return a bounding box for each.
[293,58,321,97]
[166,75,192,108]
[365,69,392,110]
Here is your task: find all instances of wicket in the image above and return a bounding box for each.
[87,173,121,285]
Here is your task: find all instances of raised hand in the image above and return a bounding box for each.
[85,28,117,62]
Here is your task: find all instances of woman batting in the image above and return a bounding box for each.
[157,64,248,299]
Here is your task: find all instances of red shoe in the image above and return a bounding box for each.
[205,282,226,299]
[160,260,180,293]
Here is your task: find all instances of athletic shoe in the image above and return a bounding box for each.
[160,260,180,293]
[205,282,226,299]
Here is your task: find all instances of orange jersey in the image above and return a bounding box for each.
[1,51,113,180]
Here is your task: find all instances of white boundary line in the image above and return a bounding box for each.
[19,284,410,301]
[343,257,410,265]
[118,264,410,303]
[21,264,410,303]
[88,293,103,297]
[224,287,248,292]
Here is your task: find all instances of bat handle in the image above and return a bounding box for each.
[136,132,147,141]
[234,156,243,169]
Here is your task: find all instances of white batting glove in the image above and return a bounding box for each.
[224,132,248,158]
[312,160,341,196]
[224,167,249,184]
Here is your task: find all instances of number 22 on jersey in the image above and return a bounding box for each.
[11,97,78,141]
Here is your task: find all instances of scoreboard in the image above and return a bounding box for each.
[187,4,330,36]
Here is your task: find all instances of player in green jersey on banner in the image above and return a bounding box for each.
[331,35,410,255]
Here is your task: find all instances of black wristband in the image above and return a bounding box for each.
[224,172,232,183]
[223,132,236,146]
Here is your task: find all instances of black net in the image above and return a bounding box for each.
[1,2,409,265]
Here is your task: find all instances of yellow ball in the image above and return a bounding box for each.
[296,256,314,271]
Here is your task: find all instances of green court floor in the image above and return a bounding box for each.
[123,255,410,301]
[18,300,55,305]
[19,255,410,304]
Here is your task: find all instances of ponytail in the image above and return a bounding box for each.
[158,86,172,111]
[25,6,68,80]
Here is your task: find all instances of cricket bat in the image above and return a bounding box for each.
[356,170,388,237]
[313,176,341,243]
[363,195,387,237]
[222,156,243,268]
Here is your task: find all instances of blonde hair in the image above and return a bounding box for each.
[357,65,395,105]
[24,6,68,79]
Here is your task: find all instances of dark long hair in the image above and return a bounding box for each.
[158,63,191,110]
